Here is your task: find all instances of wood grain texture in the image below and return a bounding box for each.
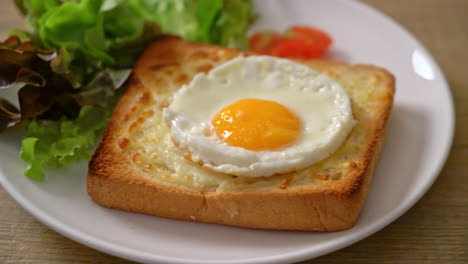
[0,0,467,263]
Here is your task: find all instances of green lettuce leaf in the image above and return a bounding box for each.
[127,0,254,48]
[129,0,199,40]
[20,104,113,180]
[195,0,223,43]
[216,0,254,49]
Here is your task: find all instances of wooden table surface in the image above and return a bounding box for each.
[1,0,467,263]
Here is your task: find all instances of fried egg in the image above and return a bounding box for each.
[163,56,356,177]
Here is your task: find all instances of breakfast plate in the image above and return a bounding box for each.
[0,0,454,263]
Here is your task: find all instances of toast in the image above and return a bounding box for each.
[87,36,394,231]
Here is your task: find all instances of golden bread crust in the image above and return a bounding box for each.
[87,36,394,231]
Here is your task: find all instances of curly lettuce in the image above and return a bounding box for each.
[20,105,113,180]
[2,0,255,180]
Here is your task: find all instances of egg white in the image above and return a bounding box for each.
[163,56,356,177]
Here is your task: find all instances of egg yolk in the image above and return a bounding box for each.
[212,98,301,151]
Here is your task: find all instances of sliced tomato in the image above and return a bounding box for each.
[270,39,325,59]
[249,32,285,54]
[284,26,332,58]
[249,25,333,59]
[287,26,332,46]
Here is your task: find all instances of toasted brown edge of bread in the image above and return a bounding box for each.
[87,36,395,231]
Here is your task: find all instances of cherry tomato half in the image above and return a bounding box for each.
[249,25,332,59]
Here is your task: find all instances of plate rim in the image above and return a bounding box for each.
[0,0,455,263]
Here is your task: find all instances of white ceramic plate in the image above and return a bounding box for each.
[0,0,454,263]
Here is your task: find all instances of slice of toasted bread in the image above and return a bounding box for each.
[87,36,394,231]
